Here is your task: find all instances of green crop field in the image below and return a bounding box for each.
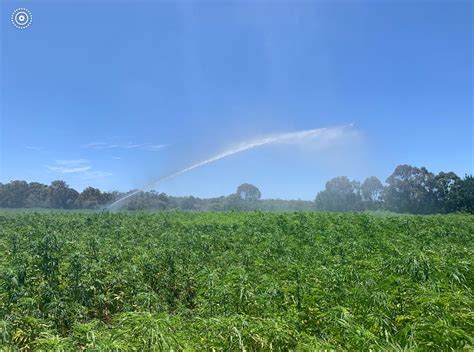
[0,212,473,351]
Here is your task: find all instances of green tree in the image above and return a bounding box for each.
[450,175,474,213]
[181,196,199,211]
[48,180,79,209]
[384,165,437,214]
[0,180,29,208]
[434,171,461,213]
[75,187,105,209]
[315,176,362,211]
[26,182,50,208]
[236,183,261,202]
[361,176,384,210]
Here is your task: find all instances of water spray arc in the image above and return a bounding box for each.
[108,125,352,209]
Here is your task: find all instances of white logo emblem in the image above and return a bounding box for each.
[11,8,33,29]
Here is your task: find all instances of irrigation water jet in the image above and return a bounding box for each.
[108,125,353,209]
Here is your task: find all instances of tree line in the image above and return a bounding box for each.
[0,164,472,213]
[315,165,472,213]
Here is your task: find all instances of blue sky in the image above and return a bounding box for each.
[0,0,472,199]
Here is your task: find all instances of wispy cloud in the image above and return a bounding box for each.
[82,142,168,152]
[47,165,92,174]
[82,142,119,149]
[46,159,112,179]
[55,159,89,166]
[142,144,168,151]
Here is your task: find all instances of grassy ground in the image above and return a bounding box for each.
[0,211,473,350]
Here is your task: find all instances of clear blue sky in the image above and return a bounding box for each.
[1,0,472,199]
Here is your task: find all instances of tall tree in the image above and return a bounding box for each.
[315,176,362,212]
[361,176,384,210]
[450,175,474,213]
[26,182,50,208]
[236,183,262,202]
[180,195,199,211]
[75,187,105,209]
[49,180,79,209]
[434,171,461,213]
[384,165,437,214]
[361,176,384,202]
[0,180,29,207]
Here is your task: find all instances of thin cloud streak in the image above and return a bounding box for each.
[142,144,168,151]
[46,159,112,180]
[55,159,89,166]
[82,142,168,152]
[47,165,92,174]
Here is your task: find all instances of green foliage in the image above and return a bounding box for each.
[0,211,472,350]
[236,183,262,202]
[315,176,362,211]
[383,166,473,214]
[1,167,472,213]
